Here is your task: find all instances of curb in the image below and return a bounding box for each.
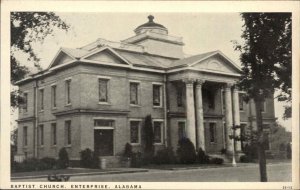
[11,169,149,180]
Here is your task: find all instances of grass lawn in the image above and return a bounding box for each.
[11,168,113,178]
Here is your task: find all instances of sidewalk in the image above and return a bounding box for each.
[11,167,148,180]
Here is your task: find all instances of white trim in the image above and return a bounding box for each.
[81,46,132,66]
[94,126,114,130]
[167,67,241,77]
[188,50,241,72]
[131,66,165,73]
[64,77,72,81]
[93,117,115,120]
[97,75,112,80]
[47,48,76,69]
[50,83,57,87]
[129,119,142,145]
[80,59,131,68]
[128,79,141,83]
[152,82,164,85]
[49,60,77,71]
[153,119,164,145]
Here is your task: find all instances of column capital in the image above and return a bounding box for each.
[196,79,205,87]
[224,83,234,90]
[182,78,196,85]
[232,85,239,92]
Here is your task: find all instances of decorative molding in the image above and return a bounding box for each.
[182,78,196,85]
[196,79,205,87]
[16,117,36,123]
[53,108,130,117]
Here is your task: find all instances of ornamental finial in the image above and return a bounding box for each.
[148,15,154,22]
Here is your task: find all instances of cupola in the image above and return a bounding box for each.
[134,15,168,35]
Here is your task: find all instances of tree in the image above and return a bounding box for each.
[10,12,69,107]
[143,115,154,164]
[234,13,291,182]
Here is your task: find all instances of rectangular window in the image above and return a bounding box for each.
[177,86,183,107]
[40,89,44,111]
[207,90,215,109]
[130,121,140,144]
[130,82,139,105]
[94,119,114,127]
[65,120,71,145]
[51,123,57,146]
[23,126,28,146]
[99,79,108,102]
[261,101,267,112]
[153,84,162,107]
[39,124,44,146]
[178,121,186,140]
[51,85,57,108]
[153,121,163,144]
[23,93,28,112]
[209,123,216,143]
[65,79,71,105]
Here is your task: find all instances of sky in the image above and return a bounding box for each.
[13,12,292,131]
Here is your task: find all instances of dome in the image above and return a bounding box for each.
[134,15,168,35]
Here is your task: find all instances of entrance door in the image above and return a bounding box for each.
[94,129,113,156]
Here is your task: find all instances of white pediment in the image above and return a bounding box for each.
[191,53,241,75]
[84,49,128,65]
[50,51,74,68]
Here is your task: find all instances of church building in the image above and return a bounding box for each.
[15,15,276,165]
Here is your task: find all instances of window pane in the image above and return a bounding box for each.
[52,86,56,108]
[94,119,114,127]
[39,125,44,145]
[130,121,139,143]
[23,93,28,112]
[178,122,186,140]
[153,85,161,106]
[154,122,162,143]
[66,80,71,104]
[130,83,138,104]
[99,79,108,102]
[177,86,183,107]
[209,123,216,143]
[65,121,71,145]
[51,123,57,145]
[23,126,27,146]
[40,89,44,110]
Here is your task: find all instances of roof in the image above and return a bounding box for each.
[135,15,167,31]
[170,51,219,68]
[61,47,89,59]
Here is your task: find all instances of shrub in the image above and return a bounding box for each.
[210,157,224,165]
[58,148,69,169]
[220,148,227,155]
[154,147,176,165]
[240,155,252,163]
[243,143,258,160]
[177,138,197,164]
[80,148,99,168]
[196,148,210,164]
[124,143,133,158]
[40,157,56,170]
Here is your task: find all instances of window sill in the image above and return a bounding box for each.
[39,145,44,148]
[39,110,44,113]
[154,143,163,146]
[52,107,57,110]
[51,145,57,148]
[64,145,72,148]
[130,104,141,107]
[153,106,163,109]
[98,102,111,105]
[65,104,72,107]
[130,143,140,146]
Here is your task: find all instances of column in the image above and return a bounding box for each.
[195,79,205,150]
[224,83,234,153]
[232,86,241,151]
[183,78,196,146]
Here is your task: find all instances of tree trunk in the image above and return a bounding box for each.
[254,97,268,182]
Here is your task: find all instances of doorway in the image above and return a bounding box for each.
[94,129,114,156]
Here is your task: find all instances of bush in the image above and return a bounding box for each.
[240,155,252,163]
[196,148,210,164]
[177,138,197,164]
[210,157,224,165]
[40,157,57,170]
[80,148,99,168]
[220,148,227,155]
[286,143,291,159]
[243,143,258,161]
[124,143,133,158]
[58,148,69,169]
[154,147,176,165]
